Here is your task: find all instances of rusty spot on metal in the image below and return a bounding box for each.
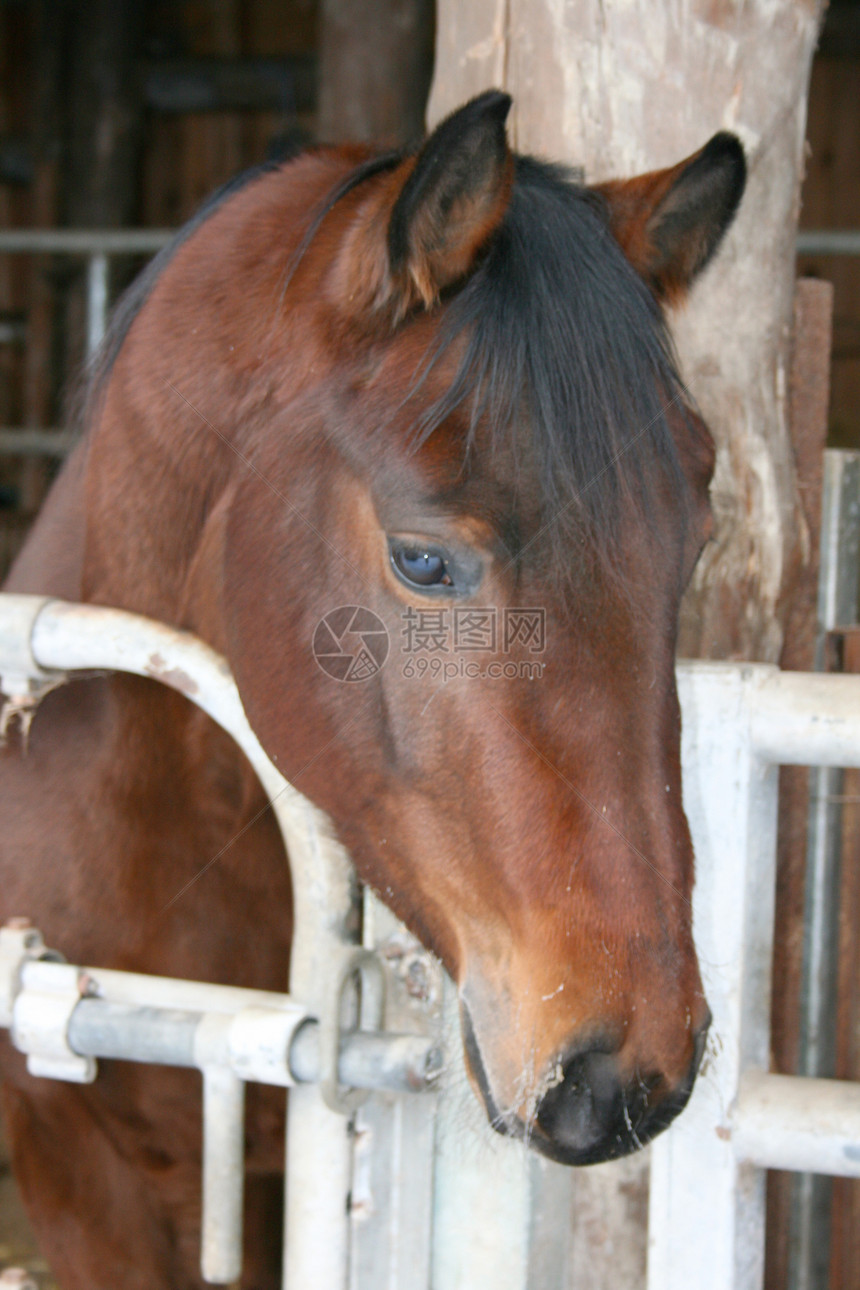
[77,971,100,998]
[145,652,199,696]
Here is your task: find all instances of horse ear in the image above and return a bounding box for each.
[385,90,514,313]
[595,133,746,304]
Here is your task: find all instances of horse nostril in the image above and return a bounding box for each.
[535,1047,631,1161]
[534,1023,709,1166]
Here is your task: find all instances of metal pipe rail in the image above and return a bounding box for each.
[0,935,440,1094]
[732,1071,860,1177]
[0,229,173,364]
[0,230,173,253]
[0,429,78,457]
[0,923,438,1284]
[796,230,860,256]
[67,998,439,1093]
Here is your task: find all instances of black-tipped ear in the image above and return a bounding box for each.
[387,90,513,309]
[596,132,746,303]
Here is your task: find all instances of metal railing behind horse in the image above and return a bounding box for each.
[0,593,859,1289]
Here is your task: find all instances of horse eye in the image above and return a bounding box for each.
[390,543,453,589]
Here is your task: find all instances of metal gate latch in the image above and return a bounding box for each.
[0,920,96,1083]
[320,948,386,1113]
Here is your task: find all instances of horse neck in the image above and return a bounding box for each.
[4,439,88,599]
[78,155,364,641]
[4,404,231,666]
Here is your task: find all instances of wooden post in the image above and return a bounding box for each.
[62,0,145,375]
[64,0,145,231]
[429,0,823,665]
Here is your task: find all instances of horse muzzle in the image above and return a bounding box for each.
[461,1002,710,1166]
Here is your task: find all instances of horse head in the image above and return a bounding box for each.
[98,93,745,1165]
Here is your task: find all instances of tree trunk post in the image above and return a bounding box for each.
[429,0,823,664]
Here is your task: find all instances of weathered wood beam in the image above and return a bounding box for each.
[316,0,434,146]
[429,0,824,665]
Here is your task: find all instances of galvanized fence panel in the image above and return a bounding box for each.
[649,662,860,1290]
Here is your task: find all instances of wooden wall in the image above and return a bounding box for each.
[0,0,321,568]
[141,0,318,229]
[0,0,433,572]
[799,53,860,450]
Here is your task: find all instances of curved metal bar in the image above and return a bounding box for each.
[0,593,359,1288]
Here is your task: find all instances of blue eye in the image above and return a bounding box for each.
[391,544,453,588]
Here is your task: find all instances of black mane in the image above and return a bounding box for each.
[414,155,691,561]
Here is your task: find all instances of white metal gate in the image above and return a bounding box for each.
[0,593,858,1289]
[651,663,860,1290]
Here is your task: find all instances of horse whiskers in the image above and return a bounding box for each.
[483,1053,539,1144]
[482,1040,572,1155]
[622,1094,644,1151]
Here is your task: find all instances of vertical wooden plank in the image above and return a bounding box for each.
[316,0,435,146]
[798,55,860,453]
[61,0,145,472]
[0,10,33,579]
[246,0,318,153]
[0,4,20,433]
[178,0,244,220]
[64,0,145,230]
[20,0,66,517]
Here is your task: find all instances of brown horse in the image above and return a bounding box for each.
[0,91,745,1288]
